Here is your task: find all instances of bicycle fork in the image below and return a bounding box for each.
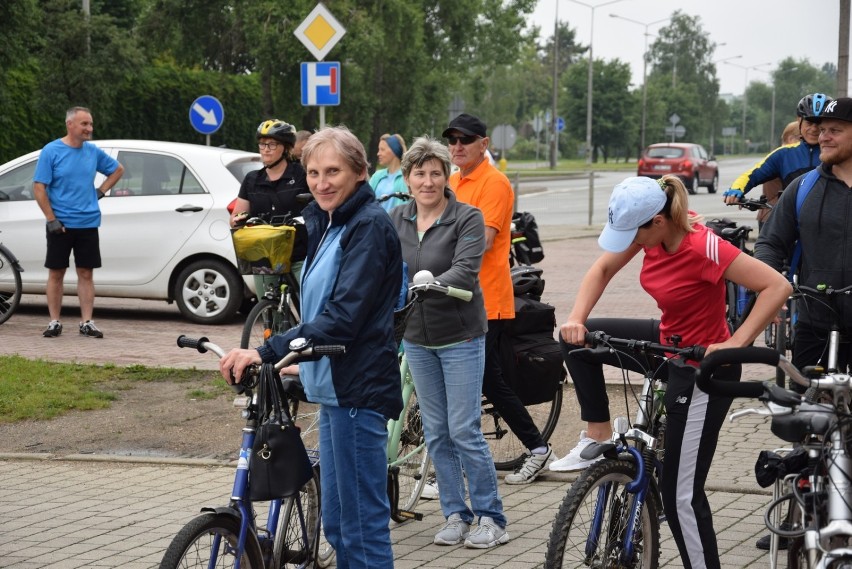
[586,446,652,565]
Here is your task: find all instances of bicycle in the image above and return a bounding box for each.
[544,331,705,568]
[238,213,303,351]
[696,338,852,569]
[160,335,343,569]
[0,231,24,325]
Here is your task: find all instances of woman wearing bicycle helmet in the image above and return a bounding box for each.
[555,175,790,569]
[369,133,409,212]
[230,119,309,282]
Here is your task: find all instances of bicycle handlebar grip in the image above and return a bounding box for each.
[445,286,473,302]
[312,345,346,356]
[177,335,209,353]
[696,347,779,397]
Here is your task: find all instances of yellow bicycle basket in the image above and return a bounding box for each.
[231,224,296,275]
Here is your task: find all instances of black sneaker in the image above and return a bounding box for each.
[79,320,104,338]
[756,523,791,550]
[43,320,62,338]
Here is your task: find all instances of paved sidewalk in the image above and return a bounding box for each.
[0,228,790,568]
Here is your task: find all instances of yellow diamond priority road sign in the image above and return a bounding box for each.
[294,3,346,61]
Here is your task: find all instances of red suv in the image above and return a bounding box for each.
[637,143,719,195]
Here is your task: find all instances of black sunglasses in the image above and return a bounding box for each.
[446,134,480,146]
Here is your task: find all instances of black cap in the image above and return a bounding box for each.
[442,113,487,138]
[811,97,852,123]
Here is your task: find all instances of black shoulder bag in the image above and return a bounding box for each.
[249,364,314,501]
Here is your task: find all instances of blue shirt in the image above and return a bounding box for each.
[369,168,408,212]
[33,140,121,228]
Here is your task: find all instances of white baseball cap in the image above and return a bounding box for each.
[598,177,668,253]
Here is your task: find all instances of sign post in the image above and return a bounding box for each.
[189,95,224,146]
[294,3,346,128]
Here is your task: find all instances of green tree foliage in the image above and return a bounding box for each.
[563,58,636,162]
[645,11,721,147]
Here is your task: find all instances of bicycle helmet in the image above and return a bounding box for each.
[511,265,545,299]
[256,119,297,145]
[797,93,832,119]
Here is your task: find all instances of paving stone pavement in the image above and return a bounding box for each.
[0,226,794,568]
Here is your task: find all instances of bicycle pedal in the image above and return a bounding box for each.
[395,509,424,521]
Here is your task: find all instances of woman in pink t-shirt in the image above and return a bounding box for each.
[551,175,790,569]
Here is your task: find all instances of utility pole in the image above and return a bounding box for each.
[839,0,850,97]
[549,3,559,169]
[83,0,91,55]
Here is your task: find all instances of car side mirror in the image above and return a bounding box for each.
[708,155,717,161]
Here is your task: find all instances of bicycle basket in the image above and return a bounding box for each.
[231,225,296,275]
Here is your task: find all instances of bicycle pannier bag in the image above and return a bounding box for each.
[512,211,544,263]
[507,332,565,406]
[510,295,556,337]
[249,364,313,501]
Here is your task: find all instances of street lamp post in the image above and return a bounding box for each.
[726,60,771,154]
[567,0,627,226]
[609,14,669,153]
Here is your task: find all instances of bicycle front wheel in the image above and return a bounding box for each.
[0,246,22,325]
[273,466,321,568]
[483,383,563,470]
[545,459,660,569]
[241,297,297,349]
[159,513,264,569]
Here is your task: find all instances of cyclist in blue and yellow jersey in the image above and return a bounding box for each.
[723,93,833,213]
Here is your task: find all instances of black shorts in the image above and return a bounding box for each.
[45,227,102,270]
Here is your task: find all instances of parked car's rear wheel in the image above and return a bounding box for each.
[707,172,719,194]
[173,259,243,324]
[686,174,698,195]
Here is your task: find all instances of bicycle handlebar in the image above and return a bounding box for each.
[410,269,473,302]
[377,192,412,203]
[729,197,772,212]
[176,335,345,392]
[409,281,473,302]
[579,330,706,362]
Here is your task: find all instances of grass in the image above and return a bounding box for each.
[0,355,229,423]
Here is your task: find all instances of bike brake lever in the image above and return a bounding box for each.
[729,402,793,422]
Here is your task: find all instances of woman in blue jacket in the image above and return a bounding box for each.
[220,126,403,569]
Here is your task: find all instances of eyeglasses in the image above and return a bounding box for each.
[258,142,281,150]
[446,135,480,146]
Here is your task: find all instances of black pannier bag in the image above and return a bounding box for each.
[511,211,545,264]
[507,332,566,405]
[502,295,564,405]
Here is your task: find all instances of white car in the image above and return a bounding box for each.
[0,140,263,324]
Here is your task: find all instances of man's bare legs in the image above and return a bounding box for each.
[76,267,95,322]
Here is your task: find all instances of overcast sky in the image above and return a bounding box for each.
[530,0,844,95]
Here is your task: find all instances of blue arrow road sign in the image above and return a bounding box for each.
[556,117,566,132]
[301,62,341,106]
[189,95,224,135]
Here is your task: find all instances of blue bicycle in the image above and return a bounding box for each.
[160,336,343,569]
[544,331,704,568]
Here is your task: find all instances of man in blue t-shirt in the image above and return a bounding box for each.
[33,106,124,339]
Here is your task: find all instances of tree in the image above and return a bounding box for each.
[563,58,636,162]
[645,11,722,146]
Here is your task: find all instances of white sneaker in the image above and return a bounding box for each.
[420,477,439,500]
[549,430,604,472]
[464,516,510,549]
[505,445,553,484]
[434,513,470,545]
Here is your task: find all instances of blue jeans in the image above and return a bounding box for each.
[403,336,506,528]
[319,405,393,569]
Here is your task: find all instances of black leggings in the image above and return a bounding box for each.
[561,317,740,569]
